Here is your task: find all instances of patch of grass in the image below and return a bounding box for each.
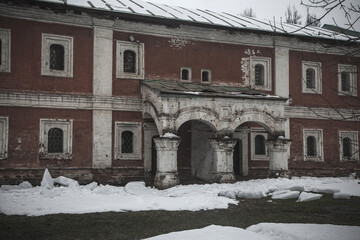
[1,195,359,240]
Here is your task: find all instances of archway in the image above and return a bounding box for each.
[176,119,216,182]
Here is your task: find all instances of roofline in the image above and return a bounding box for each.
[15,0,358,46]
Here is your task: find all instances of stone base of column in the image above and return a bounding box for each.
[211,172,236,183]
[268,170,290,178]
[154,172,179,189]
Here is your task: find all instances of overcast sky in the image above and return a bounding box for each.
[145,0,359,31]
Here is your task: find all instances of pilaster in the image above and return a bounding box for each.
[266,138,292,176]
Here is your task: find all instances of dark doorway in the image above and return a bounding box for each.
[151,135,159,176]
[233,140,243,176]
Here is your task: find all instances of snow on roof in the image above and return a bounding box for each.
[36,0,353,42]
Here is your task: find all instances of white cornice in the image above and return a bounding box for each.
[285,106,360,121]
[0,91,141,112]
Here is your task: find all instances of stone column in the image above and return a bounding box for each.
[154,137,181,189]
[209,138,237,183]
[266,138,292,177]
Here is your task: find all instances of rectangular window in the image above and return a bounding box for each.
[339,131,359,161]
[338,64,357,96]
[302,61,322,94]
[180,67,192,82]
[250,128,268,161]
[303,129,323,161]
[114,122,142,160]
[116,41,144,79]
[39,119,73,159]
[0,117,9,159]
[201,69,211,83]
[41,33,73,77]
[0,28,11,72]
[250,56,271,91]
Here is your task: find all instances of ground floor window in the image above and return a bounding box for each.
[39,119,73,159]
[251,128,268,160]
[303,129,323,161]
[0,117,9,159]
[339,131,359,161]
[114,122,142,160]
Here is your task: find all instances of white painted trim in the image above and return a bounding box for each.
[285,106,360,121]
[0,91,141,112]
[302,61,322,94]
[116,40,145,79]
[250,56,271,91]
[41,33,73,78]
[0,116,9,159]
[180,67,192,82]
[338,130,359,162]
[250,128,269,161]
[338,64,357,96]
[201,69,212,83]
[114,121,142,160]
[0,28,11,72]
[39,118,73,159]
[303,128,324,162]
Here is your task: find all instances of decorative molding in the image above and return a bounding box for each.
[0,91,141,112]
[285,106,360,121]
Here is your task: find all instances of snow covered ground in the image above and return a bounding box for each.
[144,224,360,240]
[0,170,359,216]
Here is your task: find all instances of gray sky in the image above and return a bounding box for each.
[145,0,360,31]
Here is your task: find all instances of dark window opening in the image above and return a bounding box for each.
[306,136,317,156]
[124,50,136,73]
[255,135,266,155]
[343,137,352,157]
[341,72,350,91]
[202,70,210,82]
[121,131,133,153]
[181,69,189,81]
[48,128,64,153]
[306,68,315,89]
[255,64,264,85]
[50,44,65,70]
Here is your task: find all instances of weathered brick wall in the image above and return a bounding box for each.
[0,107,93,168]
[0,16,93,94]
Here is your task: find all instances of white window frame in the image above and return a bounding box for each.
[338,64,357,96]
[39,119,73,159]
[201,69,212,83]
[339,130,359,162]
[251,128,269,161]
[303,129,324,162]
[41,33,73,77]
[0,117,9,159]
[0,28,11,72]
[114,122,142,160]
[116,41,144,79]
[250,56,271,91]
[180,67,192,82]
[302,61,322,94]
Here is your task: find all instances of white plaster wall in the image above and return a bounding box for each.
[92,110,112,167]
[274,47,289,98]
[93,26,113,96]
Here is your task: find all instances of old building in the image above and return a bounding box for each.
[0,0,359,188]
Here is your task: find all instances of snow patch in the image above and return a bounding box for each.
[54,176,79,188]
[162,133,179,138]
[40,168,54,189]
[333,192,350,199]
[297,192,322,202]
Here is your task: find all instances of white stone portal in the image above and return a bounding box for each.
[153,137,181,189]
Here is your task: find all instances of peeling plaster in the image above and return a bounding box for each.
[168,38,191,49]
[241,48,262,86]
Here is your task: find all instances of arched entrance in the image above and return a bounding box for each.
[177,119,216,182]
[151,135,159,176]
[233,139,242,176]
